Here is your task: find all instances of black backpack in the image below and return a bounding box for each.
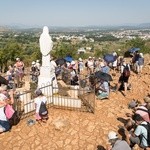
[39,101,48,117]
[4,106,20,128]
[139,122,150,146]
[123,64,130,77]
[8,111,20,127]
[85,61,88,67]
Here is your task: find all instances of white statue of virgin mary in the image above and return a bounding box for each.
[39,26,53,66]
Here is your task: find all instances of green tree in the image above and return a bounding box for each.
[1,42,22,71]
[52,43,77,59]
[125,38,150,54]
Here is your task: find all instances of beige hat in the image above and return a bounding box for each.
[108,131,118,140]
[144,97,150,103]
[79,58,82,61]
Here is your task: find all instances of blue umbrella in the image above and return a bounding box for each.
[103,54,116,63]
[64,56,73,62]
[129,48,140,53]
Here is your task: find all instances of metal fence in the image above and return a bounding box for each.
[14,81,95,120]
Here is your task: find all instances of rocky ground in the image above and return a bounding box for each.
[0,55,150,150]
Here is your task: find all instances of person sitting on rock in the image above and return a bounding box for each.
[125,114,149,149]
[125,96,150,132]
[96,79,109,100]
[107,131,131,150]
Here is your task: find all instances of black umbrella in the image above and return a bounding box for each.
[55,58,66,66]
[0,75,9,86]
[94,71,113,81]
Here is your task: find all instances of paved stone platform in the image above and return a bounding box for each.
[0,96,133,150]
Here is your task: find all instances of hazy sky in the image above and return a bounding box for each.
[0,0,150,27]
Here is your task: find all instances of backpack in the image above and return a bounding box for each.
[39,101,48,117]
[123,64,130,77]
[73,75,78,82]
[4,106,20,128]
[139,122,150,146]
[8,111,20,127]
[85,61,88,67]
[4,104,15,119]
[31,66,36,72]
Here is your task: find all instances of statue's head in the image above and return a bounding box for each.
[43,26,49,34]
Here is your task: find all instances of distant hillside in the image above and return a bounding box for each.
[1,23,150,32]
[0,26,10,32]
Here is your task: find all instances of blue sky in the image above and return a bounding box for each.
[0,0,150,27]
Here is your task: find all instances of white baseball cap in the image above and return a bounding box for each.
[16,57,20,61]
[32,61,36,65]
[71,61,75,65]
[108,131,118,140]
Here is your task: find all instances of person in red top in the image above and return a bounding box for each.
[14,58,25,87]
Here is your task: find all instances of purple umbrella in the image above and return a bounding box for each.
[129,48,140,53]
[103,54,116,63]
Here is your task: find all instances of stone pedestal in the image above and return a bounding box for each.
[38,65,58,96]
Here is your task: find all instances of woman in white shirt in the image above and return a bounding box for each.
[34,89,48,122]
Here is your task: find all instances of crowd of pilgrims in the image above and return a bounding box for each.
[1,51,149,150]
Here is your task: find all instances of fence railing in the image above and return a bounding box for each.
[14,81,95,119]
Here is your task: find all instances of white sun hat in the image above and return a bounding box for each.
[32,61,36,65]
[139,53,143,58]
[108,131,118,140]
[71,61,76,65]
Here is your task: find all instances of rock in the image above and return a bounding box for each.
[52,117,69,131]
